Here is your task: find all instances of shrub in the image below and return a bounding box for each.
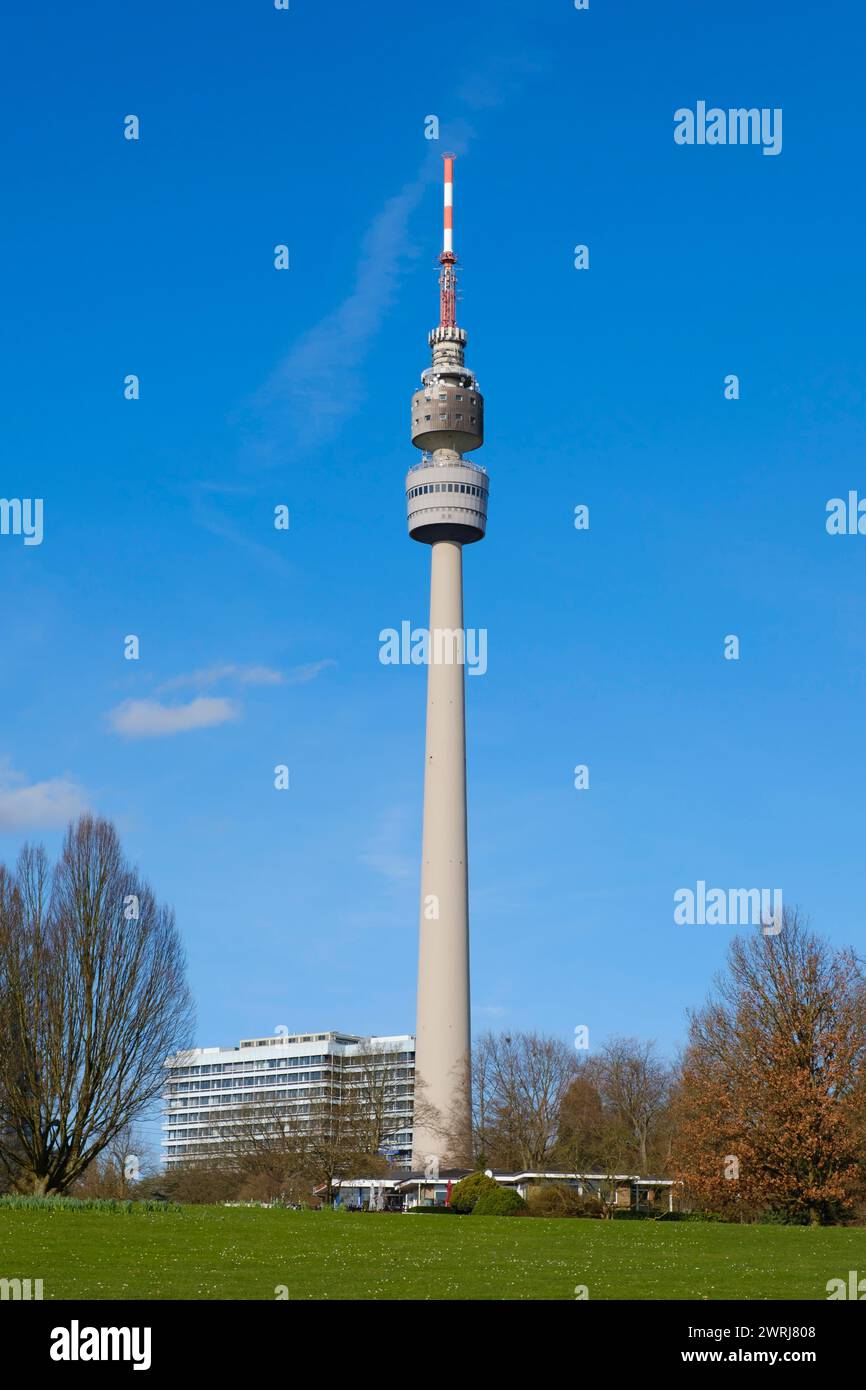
[136,1165,240,1205]
[407,1205,457,1214]
[656,1210,728,1223]
[472,1186,527,1216]
[757,1209,811,1226]
[448,1172,500,1214]
[526,1183,601,1218]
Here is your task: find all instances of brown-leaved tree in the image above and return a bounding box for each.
[674,910,866,1224]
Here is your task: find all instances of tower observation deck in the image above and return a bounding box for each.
[406,154,488,546]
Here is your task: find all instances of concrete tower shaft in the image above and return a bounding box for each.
[413,538,472,1165]
[410,154,486,1168]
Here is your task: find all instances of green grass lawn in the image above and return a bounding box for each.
[2,1207,864,1300]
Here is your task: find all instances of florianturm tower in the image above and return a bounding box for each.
[407,155,488,1168]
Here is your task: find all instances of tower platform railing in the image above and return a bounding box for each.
[407,456,487,475]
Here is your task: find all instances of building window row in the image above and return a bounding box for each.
[421,414,478,425]
[170,1054,328,1077]
[171,1085,329,1107]
[169,1069,325,1093]
[409,483,486,500]
[169,1051,411,1080]
[167,1066,412,1094]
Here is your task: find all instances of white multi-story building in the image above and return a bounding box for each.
[162,1031,416,1171]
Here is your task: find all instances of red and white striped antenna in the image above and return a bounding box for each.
[438,152,458,329]
[442,153,455,257]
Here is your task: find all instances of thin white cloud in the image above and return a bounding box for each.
[247,162,439,460]
[189,169,437,544]
[454,53,547,110]
[246,59,545,465]
[286,659,337,686]
[358,806,414,886]
[237,665,284,685]
[108,697,240,739]
[158,664,284,694]
[195,53,544,554]
[0,763,88,830]
[156,660,335,694]
[186,480,290,574]
[247,56,547,455]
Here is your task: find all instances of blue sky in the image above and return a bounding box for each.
[2,0,865,1114]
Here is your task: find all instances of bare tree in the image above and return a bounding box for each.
[551,1063,639,1214]
[341,1042,413,1159]
[211,1089,391,1205]
[586,1119,635,1218]
[470,1034,497,1169]
[294,1095,389,1201]
[586,1037,672,1174]
[0,817,194,1195]
[72,1123,154,1199]
[471,1031,579,1170]
[203,1102,310,1201]
[412,1060,476,1171]
[552,1066,607,1170]
[138,1161,239,1205]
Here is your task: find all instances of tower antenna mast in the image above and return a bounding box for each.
[439,153,458,329]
